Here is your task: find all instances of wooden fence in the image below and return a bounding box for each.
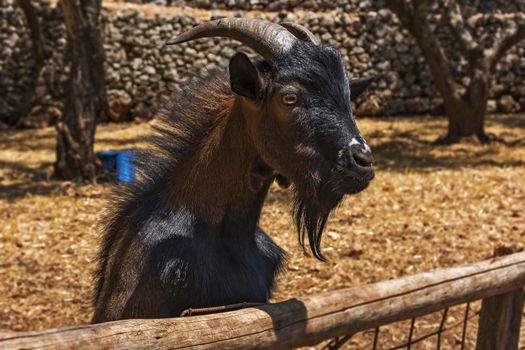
[1,251,524,349]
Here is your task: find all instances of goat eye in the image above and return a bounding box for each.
[281,93,298,105]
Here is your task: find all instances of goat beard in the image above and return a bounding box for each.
[293,178,343,261]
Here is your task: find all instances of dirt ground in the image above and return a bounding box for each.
[0,114,524,349]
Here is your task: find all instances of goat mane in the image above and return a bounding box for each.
[93,71,234,303]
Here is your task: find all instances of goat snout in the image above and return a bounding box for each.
[337,143,374,180]
[351,146,373,168]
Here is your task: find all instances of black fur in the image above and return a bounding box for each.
[272,42,369,260]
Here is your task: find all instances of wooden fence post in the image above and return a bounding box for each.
[476,246,525,350]
[475,288,524,350]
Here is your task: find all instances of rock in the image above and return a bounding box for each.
[378,8,390,17]
[376,61,390,71]
[321,32,331,41]
[131,101,152,120]
[374,24,388,38]
[6,32,19,46]
[108,90,133,122]
[131,58,143,70]
[385,98,405,115]
[320,18,334,27]
[511,85,525,98]
[498,95,520,113]
[163,70,177,81]
[519,97,525,110]
[486,99,497,113]
[356,95,381,116]
[184,47,197,56]
[16,105,58,129]
[144,66,156,75]
[405,98,429,113]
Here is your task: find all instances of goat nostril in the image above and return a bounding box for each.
[352,151,373,168]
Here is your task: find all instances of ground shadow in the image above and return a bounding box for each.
[0,129,56,152]
[0,159,108,201]
[494,114,525,130]
[371,139,525,171]
[0,158,67,201]
[0,181,70,201]
[367,116,525,172]
[0,160,51,181]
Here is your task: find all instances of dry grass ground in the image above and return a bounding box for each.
[0,114,524,348]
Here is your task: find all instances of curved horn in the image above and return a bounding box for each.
[166,18,297,59]
[280,21,320,44]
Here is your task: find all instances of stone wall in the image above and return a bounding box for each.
[149,0,525,14]
[1,0,524,125]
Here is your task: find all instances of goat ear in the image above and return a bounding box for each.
[229,52,262,100]
[349,76,374,101]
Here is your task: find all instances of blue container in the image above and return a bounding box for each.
[97,150,136,183]
[116,150,136,182]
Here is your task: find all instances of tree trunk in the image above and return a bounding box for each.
[12,0,47,126]
[444,105,487,143]
[384,0,501,145]
[441,71,489,143]
[54,0,108,181]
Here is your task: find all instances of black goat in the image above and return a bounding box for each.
[92,18,374,322]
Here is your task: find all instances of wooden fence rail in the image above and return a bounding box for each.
[1,252,525,350]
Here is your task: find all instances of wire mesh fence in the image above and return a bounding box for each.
[321,297,525,350]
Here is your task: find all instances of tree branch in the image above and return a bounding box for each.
[386,0,462,104]
[442,0,480,63]
[16,0,46,66]
[12,0,47,125]
[488,13,525,72]
[384,0,416,33]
